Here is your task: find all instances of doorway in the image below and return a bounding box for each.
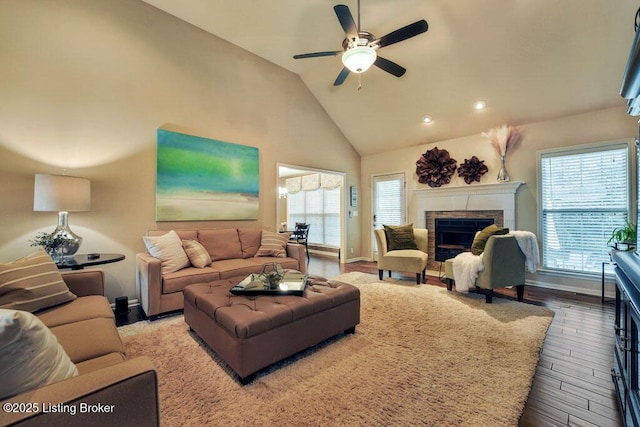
[277,163,346,263]
[372,172,406,256]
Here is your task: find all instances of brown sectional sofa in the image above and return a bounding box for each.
[136,228,307,320]
[1,269,159,427]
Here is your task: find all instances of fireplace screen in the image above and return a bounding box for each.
[434,218,494,261]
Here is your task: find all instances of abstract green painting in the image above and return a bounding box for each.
[156,129,259,221]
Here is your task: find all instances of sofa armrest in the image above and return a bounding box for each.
[1,357,159,427]
[61,270,105,297]
[286,243,307,274]
[374,229,388,256]
[136,253,162,318]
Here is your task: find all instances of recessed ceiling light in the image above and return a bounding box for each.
[474,100,487,110]
[422,115,433,124]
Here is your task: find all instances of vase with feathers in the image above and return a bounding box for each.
[481,125,521,182]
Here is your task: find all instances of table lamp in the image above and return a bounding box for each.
[33,174,91,257]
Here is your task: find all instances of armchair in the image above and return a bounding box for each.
[374,228,428,284]
[444,234,526,303]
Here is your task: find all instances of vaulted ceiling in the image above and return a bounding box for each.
[141,0,638,156]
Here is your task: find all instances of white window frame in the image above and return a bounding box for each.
[537,138,635,277]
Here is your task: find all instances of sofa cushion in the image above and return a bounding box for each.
[74,352,127,375]
[471,224,510,255]
[182,240,212,268]
[198,229,243,261]
[172,230,198,241]
[162,267,221,294]
[0,249,77,313]
[36,295,114,329]
[143,230,190,273]
[238,228,262,258]
[250,256,300,272]
[0,309,78,400]
[49,317,125,364]
[384,224,419,251]
[255,231,288,258]
[211,259,270,280]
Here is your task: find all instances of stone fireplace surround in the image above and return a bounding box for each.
[413,182,524,271]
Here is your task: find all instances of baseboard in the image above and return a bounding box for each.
[110,298,139,310]
[525,279,615,299]
[344,256,370,263]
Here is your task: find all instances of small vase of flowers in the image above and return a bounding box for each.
[30,232,70,262]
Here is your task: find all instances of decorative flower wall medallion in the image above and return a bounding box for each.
[416,147,457,187]
[457,156,488,184]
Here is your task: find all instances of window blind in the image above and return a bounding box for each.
[373,173,406,228]
[287,187,340,247]
[540,144,629,274]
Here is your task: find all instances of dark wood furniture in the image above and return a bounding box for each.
[612,250,640,427]
[56,253,125,270]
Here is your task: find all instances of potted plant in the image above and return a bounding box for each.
[607,221,637,252]
[29,231,70,262]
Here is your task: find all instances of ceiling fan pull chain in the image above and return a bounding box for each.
[357,73,362,91]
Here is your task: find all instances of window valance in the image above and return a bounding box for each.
[285,173,343,194]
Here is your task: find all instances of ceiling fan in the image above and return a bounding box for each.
[293,1,428,86]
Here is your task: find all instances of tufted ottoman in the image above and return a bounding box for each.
[183,274,360,384]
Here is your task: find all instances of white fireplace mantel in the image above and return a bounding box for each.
[413,181,524,230]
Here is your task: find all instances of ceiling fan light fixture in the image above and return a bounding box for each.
[342,46,377,73]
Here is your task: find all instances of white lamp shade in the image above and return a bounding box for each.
[33,174,91,212]
[342,46,377,73]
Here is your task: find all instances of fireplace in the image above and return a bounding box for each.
[413,181,523,271]
[434,218,494,261]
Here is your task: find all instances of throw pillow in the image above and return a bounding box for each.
[0,309,78,400]
[0,249,77,312]
[256,231,288,258]
[471,224,510,255]
[182,240,212,268]
[143,230,190,273]
[384,224,419,251]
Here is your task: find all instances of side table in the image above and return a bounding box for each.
[56,253,125,270]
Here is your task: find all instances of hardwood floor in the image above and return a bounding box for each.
[309,255,623,427]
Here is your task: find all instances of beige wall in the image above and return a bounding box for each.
[362,106,638,295]
[0,0,361,302]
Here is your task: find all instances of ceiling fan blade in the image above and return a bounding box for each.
[334,5,358,37]
[293,51,342,59]
[374,56,406,77]
[333,67,350,86]
[376,20,428,49]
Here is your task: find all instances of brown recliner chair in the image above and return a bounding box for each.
[445,234,526,303]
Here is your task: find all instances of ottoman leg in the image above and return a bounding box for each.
[239,373,256,385]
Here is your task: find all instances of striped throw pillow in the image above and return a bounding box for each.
[182,240,211,268]
[0,250,77,312]
[256,231,288,258]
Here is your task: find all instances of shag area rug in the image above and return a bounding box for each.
[119,272,554,426]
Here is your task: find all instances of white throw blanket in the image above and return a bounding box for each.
[451,231,540,293]
[510,230,540,273]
